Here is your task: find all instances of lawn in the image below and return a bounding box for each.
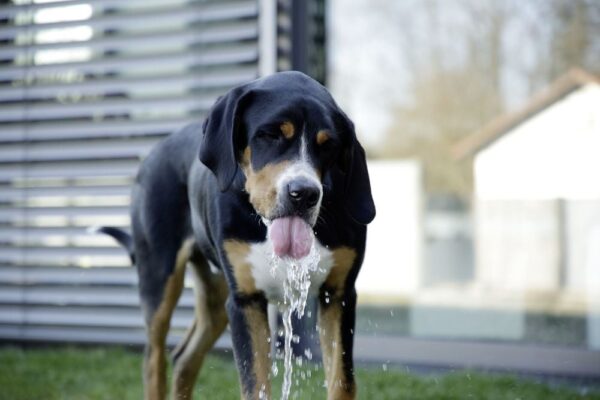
[0,347,598,400]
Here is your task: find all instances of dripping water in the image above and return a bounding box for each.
[270,239,321,400]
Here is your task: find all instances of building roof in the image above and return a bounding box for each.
[453,68,600,160]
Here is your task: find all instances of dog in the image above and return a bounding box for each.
[99,71,375,400]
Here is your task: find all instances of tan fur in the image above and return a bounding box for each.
[319,247,357,400]
[145,239,193,400]
[223,240,257,295]
[242,161,290,219]
[325,247,357,298]
[171,258,229,399]
[241,146,251,168]
[244,305,272,399]
[316,130,330,146]
[319,305,356,400]
[222,241,270,399]
[280,121,295,139]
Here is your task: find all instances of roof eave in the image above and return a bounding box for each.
[452,68,599,160]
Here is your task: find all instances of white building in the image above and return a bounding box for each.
[358,160,423,300]
[455,69,600,300]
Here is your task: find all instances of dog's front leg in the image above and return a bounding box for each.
[318,247,358,400]
[319,289,357,400]
[227,295,271,400]
[222,240,272,399]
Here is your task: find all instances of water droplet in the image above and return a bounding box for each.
[304,348,313,360]
[259,384,267,399]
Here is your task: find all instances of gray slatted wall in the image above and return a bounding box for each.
[0,0,263,346]
[0,0,327,347]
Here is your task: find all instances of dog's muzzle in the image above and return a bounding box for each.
[269,175,322,259]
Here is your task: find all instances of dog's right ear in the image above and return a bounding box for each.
[199,86,252,192]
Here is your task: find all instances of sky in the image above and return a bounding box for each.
[327,0,409,148]
[326,0,540,150]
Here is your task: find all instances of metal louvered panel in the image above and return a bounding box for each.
[0,118,196,143]
[0,0,326,347]
[276,0,326,83]
[0,67,257,104]
[0,0,263,345]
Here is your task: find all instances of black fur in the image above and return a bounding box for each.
[95,226,134,264]
[98,71,375,399]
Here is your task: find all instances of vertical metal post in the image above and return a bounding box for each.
[258,0,277,77]
[557,198,569,288]
[291,0,308,74]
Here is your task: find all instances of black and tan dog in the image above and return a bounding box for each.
[100,71,375,400]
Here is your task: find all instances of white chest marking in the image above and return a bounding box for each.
[246,239,333,303]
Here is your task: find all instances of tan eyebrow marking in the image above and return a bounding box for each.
[316,130,330,146]
[280,121,295,139]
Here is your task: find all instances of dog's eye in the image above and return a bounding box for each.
[256,130,281,141]
[320,138,339,153]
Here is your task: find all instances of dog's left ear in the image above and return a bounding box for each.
[199,87,252,191]
[338,113,376,225]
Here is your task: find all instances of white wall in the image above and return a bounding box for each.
[473,83,600,294]
[475,200,561,291]
[475,84,600,200]
[357,160,423,300]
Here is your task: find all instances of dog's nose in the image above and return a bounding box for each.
[288,179,320,210]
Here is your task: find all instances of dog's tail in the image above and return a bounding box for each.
[90,226,135,265]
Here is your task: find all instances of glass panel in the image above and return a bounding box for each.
[330,0,600,355]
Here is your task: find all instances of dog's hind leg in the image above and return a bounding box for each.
[171,253,229,400]
[137,239,192,400]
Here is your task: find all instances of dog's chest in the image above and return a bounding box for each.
[246,239,334,303]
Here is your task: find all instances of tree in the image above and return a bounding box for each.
[380,0,600,198]
[380,0,508,198]
[538,0,600,82]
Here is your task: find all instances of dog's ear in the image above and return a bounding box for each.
[338,113,376,225]
[199,87,252,191]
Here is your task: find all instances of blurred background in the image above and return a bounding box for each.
[0,0,599,382]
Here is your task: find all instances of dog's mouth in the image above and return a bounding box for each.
[267,216,314,259]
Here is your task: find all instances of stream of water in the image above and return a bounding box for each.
[270,240,321,400]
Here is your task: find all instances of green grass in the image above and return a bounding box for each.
[0,347,598,400]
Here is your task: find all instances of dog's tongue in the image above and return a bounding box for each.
[269,217,313,259]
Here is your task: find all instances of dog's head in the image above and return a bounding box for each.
[200,72,375,245]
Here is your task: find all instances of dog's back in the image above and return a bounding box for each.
[98,72,375,400]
